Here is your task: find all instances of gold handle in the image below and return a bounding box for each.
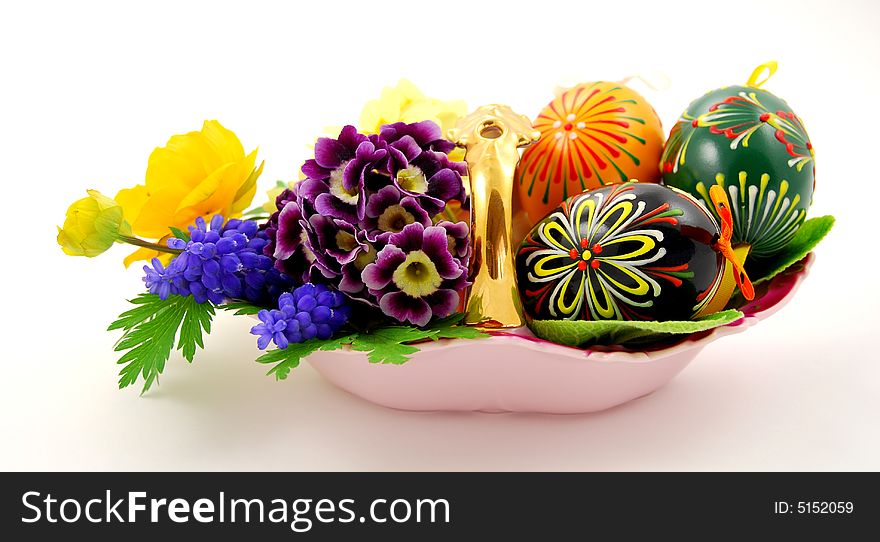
[447,105,540,329]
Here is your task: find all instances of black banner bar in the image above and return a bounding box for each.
[1,473,875,539]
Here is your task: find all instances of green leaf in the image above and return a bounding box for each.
[747,215,835,285]
[256,335,355,380]
[528,310,744,348]
[348,317,490,364]
[178,297,214,362]
[169,226,190,242]
[255,315,491,378]
[350,328,428,364]
[422,313,490,341]
[219,300,265,316]
[109,293,215,393]
[107,293,169,332]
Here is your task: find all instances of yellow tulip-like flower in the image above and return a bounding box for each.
[359,79,467,138]
[115,120,263,266]
[57,190,132,257]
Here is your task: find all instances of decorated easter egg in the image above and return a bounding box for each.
[661,63,814,259]
[516,182,728,322]
[515,81,665,223]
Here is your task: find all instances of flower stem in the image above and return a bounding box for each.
[242,214,270,221]
[118,235,182,255]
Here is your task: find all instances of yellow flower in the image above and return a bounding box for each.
[115,120,263,266]
[57,190,132,257]
[359,79,467,138]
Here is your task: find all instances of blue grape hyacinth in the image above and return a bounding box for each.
[143,215,293,305]
[250,284,351,349]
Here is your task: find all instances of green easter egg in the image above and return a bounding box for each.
[661,80,815,259]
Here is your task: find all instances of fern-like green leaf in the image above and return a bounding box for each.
[107,293,166,332]
[425,313,490,341]
[347,316,490,365]
[254,314,492,378]
[256,335,355,380]
[219,301,265,316]
[349,328,427,364]
[110,293,214,393]
[178,298,214,362]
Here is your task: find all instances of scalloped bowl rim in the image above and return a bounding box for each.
[302,254,813,413]
[317,317,751,365]
[311,253,813,365]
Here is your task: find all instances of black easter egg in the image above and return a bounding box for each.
[516,182,726,321]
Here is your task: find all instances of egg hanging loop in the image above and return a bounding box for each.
[746,60,778,88]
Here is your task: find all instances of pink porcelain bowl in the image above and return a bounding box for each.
[306,255,813,414]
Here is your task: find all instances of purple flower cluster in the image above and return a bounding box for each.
[250,284,351,349]
[260,187,312,284]
[143,215,294,305]
[267,121,471,326]
[363,222,469,327]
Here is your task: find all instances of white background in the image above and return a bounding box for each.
[2,0,878,471]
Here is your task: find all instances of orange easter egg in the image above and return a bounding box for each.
[515,81,665,223]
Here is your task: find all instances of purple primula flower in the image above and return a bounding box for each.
[441,220,471,261]
[336,233,382,300]
[368,123,468,216]
[303,215,381,305]
[311,182,359,225]
[272,200,303,261]
[340,140,387,221]
[362,185,431,242]
[374,135,423,177]
[301,125,369,180]
[306,214,366,276]
[269,120,470,325]
[392,150,468,215]
[301,126,387,222]
[261,188,296,258]
[362,222,470,327]
[337,248,376,295]
[375,120,456,155]
[262,187,313,284]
